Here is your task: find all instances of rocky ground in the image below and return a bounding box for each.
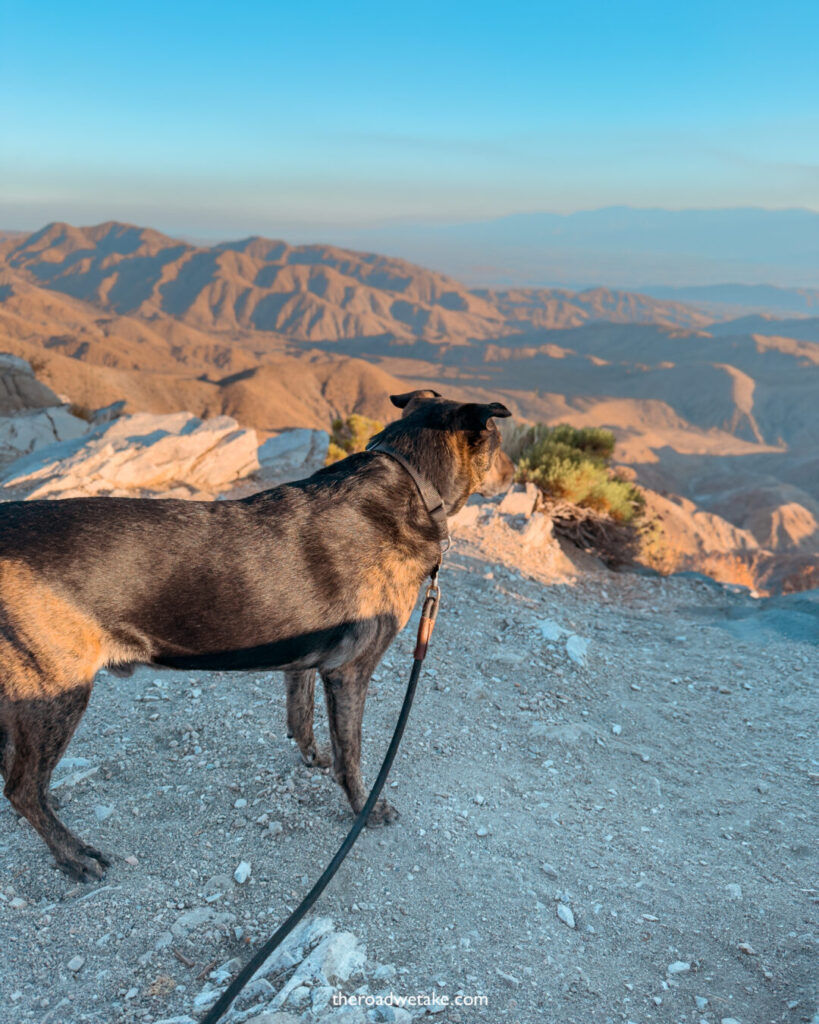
[1,496,817,1024]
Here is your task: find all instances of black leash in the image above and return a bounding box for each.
[199,569,442,1024]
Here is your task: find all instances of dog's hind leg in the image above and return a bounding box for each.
[285,670,331,768]
[4,685,109,882]
[320,657,399,827]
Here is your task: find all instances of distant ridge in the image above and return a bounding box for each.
[328,206,819,288]
[0,220,712,343]
[642,283,819,318]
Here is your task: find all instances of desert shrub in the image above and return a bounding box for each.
[507,422,649,566]
[512,423,642,524]
[504,422,615,463]
[326,413,384,465]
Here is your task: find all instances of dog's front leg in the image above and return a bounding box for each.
[284,670,331,768]
[320,659,399,827]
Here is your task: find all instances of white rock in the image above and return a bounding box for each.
[94,804,114,822]
[286,984,311,1007]
[55,756,91,773]
[171,906,235,938]
[193,988,219,1010]
[566,635,590,667]
[726,883,743,899]
[538,619,569,642]
[721,1018,743,1024]
[498,483,539,517]
[518,511,554,548]
[234,860,252,884]
[448,503,482,530]
[695,996,709,1010]
[50,765,99,790]
[311,985,336,1012]
[611,723,623,736]
[2,411,259,500]
[67,955,85,972]
[253,916,335,980]
[668,960,691,974]
[0,407,89,463]
[258,428,329,481]
[324,1008,367,1023]
[497,969,521,985]
[556,903,576,929]
[10,897,26,909]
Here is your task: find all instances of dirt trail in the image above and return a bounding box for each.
[1,524,817,1024]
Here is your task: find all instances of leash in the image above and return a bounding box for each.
[199,567,442,1024]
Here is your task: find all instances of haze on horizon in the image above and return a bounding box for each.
[2,0,818,242]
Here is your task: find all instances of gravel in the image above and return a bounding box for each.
[0,532,817,1023]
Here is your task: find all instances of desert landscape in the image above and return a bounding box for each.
[1,220,817,594]
[0,353,816,1024]
[3,4,818,1023]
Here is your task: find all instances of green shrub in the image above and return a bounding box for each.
[511,423,644,524]
[326,413,384,465]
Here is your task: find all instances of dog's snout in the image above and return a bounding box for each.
[478,450,515,497]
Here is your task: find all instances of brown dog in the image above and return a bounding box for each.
[0,389,513,880]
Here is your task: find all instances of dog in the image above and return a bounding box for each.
[0,389,513,880]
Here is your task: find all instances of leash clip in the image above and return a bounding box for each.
[414,567,442,662]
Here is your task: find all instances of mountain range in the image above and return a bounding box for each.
[1,220,817,593]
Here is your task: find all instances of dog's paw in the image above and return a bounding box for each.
[301,743,332,769]
[56,850,108,883]
[366,799,400,827]
[79,843,111,867]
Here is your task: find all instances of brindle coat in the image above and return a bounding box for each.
[0,390,513,880]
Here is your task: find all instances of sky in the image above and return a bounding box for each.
[1,0,818,238]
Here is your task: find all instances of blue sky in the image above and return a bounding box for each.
[1,0,818,237]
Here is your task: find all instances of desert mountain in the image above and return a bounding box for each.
[1,220,817,592]
[1,221,714,345]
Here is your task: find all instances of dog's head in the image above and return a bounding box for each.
[383,389,515,513]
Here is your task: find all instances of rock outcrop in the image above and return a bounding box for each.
[1,411,259,500]
[0,352,62,414]
[257,428,330,485]
[0,353,91,469]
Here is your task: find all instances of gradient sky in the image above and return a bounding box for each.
[2,0,818,237]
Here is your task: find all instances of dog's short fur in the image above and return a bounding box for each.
[0,390,513,880]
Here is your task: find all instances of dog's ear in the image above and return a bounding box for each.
[390,389,441,409]
[459,401,512,430]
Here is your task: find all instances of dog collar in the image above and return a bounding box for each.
[365,440,450,547]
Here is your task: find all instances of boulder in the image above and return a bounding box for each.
[0,353,62,414]
[258,428,329,482]
[498,482,539,517]
[0,406,90,466]
[1,411,259,500]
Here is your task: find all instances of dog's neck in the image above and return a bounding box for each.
[365,440,450,542]
[369,428,472,517]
